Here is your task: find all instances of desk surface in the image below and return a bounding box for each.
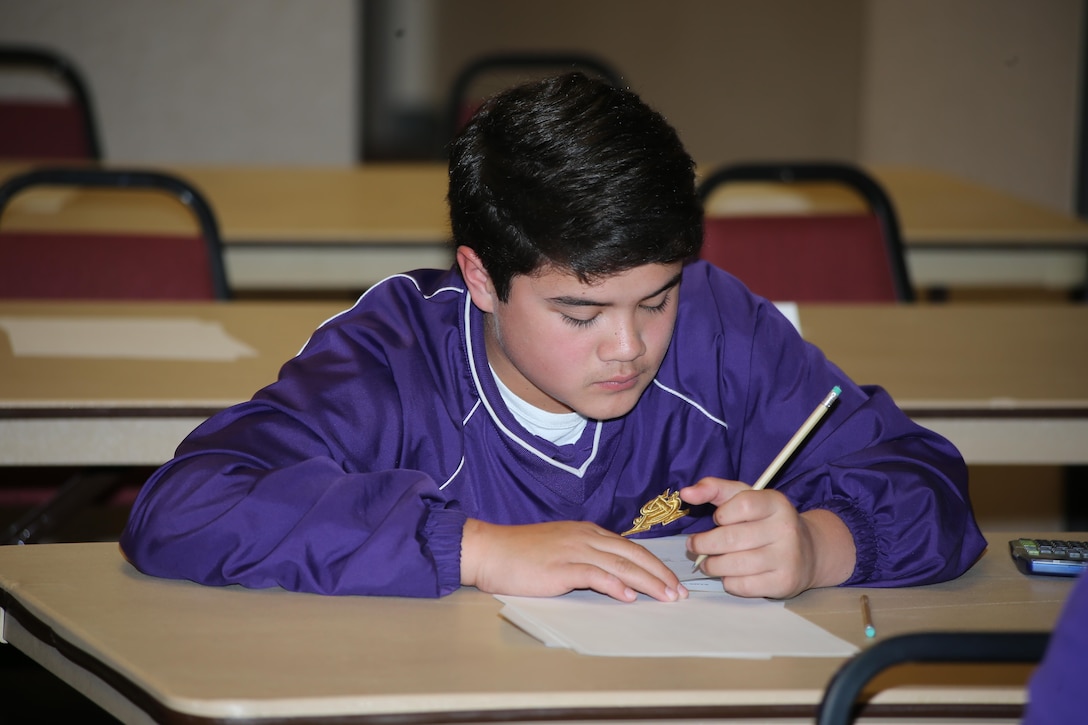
[3,162,1087,248]
[1,301,1085,466]
[2,301,1084,411]
[0,536,1072,724]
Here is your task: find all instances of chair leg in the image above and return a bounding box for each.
[2,469,123,545]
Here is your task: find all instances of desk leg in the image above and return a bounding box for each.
[1063,466,1088,530]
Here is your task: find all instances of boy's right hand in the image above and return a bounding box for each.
[460,518,687,603]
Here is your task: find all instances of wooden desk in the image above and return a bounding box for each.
[0,300,346,465]
[798,304,1088,465]
[0,536,1071,724]
[1,302,1084,467]
[2,162,1086,292]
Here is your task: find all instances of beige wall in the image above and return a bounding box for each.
[860,0,1083,213]
[1,0,1081,214]
[432,0,866,166]
[0,0,357,165]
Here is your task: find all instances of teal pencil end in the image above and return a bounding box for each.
[864,625,876,638]
[832,385,842,396]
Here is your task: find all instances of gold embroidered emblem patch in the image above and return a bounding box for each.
[620,489,689,536]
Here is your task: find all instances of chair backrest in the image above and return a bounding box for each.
[0,45,103,161]
[0,167,230,300]
[697,162,914,302]
[816,631,1049,725]
[446,52,623,141]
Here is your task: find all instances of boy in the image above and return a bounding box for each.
[121,73,985,601]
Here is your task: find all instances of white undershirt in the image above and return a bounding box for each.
[490,365,588,446]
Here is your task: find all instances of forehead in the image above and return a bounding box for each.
[514,262,683,301]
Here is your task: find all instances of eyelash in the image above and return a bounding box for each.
[560,292,672,328]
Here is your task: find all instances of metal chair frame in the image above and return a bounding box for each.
[446,52,623,141]
[0,45,104,160]
[0,166,230,300]
[816,631,1050,725]
[697,161,915,302]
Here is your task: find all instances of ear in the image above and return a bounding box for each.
[456,245,498,313]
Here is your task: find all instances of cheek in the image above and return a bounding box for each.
[504,317,583,371]
[646,313,678,356]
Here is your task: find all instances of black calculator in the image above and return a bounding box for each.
[1009,538,1088,577]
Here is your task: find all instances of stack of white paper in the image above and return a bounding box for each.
[496,535,858,659]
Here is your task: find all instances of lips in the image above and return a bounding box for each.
[598,373,640,390]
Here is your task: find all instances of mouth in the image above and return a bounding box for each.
[597,373,640,391]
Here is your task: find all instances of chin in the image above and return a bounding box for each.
[576,394,644,422]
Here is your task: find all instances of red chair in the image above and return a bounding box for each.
[0,46,103,161]
[0,167,229,544]
[697,162,914,303]
[0,167,229,300]
[446,52,623,141]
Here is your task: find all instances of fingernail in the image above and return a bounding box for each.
[678,583,689,599]
[624,587,637,601]
[665,587,679,601]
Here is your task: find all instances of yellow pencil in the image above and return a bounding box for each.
[692,385,842,572]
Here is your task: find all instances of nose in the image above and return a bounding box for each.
[600,315,646,362]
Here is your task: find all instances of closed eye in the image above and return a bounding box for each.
[561,312,599,328]
[640,291,672,314]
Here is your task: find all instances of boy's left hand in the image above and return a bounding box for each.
[679,477,856,599]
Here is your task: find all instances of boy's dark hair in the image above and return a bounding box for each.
[448,72,703,301]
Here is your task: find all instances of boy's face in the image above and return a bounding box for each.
[480,260,683,421]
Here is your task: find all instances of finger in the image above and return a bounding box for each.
[700,543,775,579]
[587,539,687,602]
[687,513,782,570]
[720,569,803,600]
[711,488,785,527]
[679,477,748,507]
[567,564,640,602]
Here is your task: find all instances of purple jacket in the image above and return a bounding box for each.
[1024,571,1088,723]
[120,261,986,596]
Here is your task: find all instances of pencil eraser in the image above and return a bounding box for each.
[832,385,842,396]
[864,625,876,638]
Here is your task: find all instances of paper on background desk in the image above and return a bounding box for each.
[773,301,801,333]
[0,317,257,361]
[496,536,858,658]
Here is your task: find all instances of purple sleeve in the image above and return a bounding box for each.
[1024,573,1088,723]
[729,298,986,586]
[120,311,469,598]
[121,451,467,597]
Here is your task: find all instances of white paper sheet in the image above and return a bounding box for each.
[0,317,257,361]
[773,301,801,333]
[496,535,858,658]
[497,590,857,659]
[634,535,723,590]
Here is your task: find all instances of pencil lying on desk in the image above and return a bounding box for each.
[692,385,842,572]
[860,594,876,638]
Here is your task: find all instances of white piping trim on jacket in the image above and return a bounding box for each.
[651,379,729,430]
[297,273,465,355]
[462,294,601,479]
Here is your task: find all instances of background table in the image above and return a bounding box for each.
[0,535,1071,724]
[1,301,1084,467]
[3,162,1086,293]
[0,300,345,465]
[798,304,1088,465]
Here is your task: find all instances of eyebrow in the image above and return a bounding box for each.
[547,271,683,308]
